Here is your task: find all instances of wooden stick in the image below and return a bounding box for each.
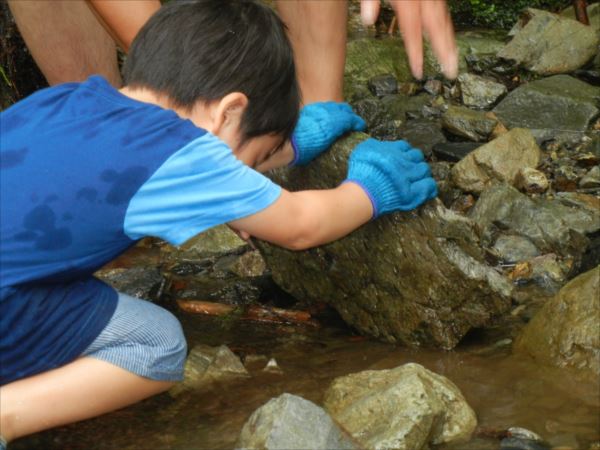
[177,299,318,327]
[573,0,590,25]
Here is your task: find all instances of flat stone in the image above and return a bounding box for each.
[498,8,600,75]
[493,234,540,263]
[493,75,600,144]
[451,128,541,194]
[237,393,356,450]
[432,141,480,162]
[324,363,477,450]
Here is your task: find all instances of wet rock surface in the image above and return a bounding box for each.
[493,75,600,144]
[514,267,600,377]
[323,363,477,449]
[257,133,513,349]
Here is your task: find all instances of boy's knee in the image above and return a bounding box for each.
[145,307,187,375]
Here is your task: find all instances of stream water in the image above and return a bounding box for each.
[13,294,600,450]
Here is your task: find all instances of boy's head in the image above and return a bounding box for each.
[123,0,299,145]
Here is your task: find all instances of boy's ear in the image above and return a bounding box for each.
[211,92,248,135]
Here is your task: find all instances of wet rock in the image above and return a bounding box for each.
[262,358,283,374]
[237,393,356,450]
[381,92,431,121]
[470,184,599,261]
[500,437,551,450]
[515,167,549,194]
[96,266,165,301]
[170,224,247,260]
[493,235,540,263]
[579,165,600,189]
[451,128,541,194]
[497,8,599,75]
[228,250,267,278]
[397,118,446,156]
[174,276,261,305]
[257,133,513,349]
[493,75,600,144]
[171,344,249,396]
[513,266,600,376]
[508,426,544,442]
[442,105,500,141]
[423,78,443,96]
[432,141,480,162]
[457,73,507,109]
[367,73,398,97]
[323,363,477,450]
[508,254,569,293]
[554,163,581,192]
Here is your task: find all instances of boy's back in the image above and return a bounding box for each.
[0,75,280,383]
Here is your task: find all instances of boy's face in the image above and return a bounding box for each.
[229,133,285,170]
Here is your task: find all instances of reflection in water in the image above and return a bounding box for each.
[13,310,600,450]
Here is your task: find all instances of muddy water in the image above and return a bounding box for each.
[13,304,600,450]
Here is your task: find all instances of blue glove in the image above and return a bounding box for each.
[345,138,438,217]
[291,102,366,166]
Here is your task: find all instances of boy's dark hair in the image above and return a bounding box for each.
[123,0,300,144]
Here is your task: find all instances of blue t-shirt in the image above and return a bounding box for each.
[0,76,281,384]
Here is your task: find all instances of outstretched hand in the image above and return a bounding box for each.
[360,0,458,80]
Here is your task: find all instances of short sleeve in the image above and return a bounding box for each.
[123,133,281,245]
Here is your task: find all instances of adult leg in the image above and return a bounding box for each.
[0,358,173,442]
[7,0,121,87]
[275,0,347,104]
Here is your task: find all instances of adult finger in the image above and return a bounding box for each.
[360,0,380,26]
[420,0,458,79]
[389,0,424,80]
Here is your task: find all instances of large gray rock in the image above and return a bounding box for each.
[469,184,600,262]
[514,267,600,377]
[237,393,357,450]
[493,75,600,144]
[450,128,541,194]
[498,8,599,75]
[323,363,477,450]
[257,133,513,349]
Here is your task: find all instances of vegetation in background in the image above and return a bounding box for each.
[449,0,575,29]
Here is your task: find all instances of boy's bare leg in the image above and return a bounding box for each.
[0,357,173,442]
[7,0,121,87]
[275,0,347,104]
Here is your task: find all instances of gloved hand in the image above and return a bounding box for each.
[291,102,366,166]
[345,138,438,217]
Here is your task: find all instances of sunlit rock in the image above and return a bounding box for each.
[450,128,541,194]
[513,266,600,376]
[324,363,477,450]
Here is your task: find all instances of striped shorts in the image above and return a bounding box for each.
[81,292,187,382]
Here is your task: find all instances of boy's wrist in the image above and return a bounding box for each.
[340,180,376,220]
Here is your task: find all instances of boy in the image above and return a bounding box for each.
[0,1,437,447]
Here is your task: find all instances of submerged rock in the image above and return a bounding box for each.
[237,393,356,450]
[257,133,513,349]
[513,266,600,376]
[493,75,600,144]
[498,8,599,75]
[323,363,477,450]
[170,344,249,396]
[450,128,541,194]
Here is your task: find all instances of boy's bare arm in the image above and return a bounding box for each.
[229,183,373,250]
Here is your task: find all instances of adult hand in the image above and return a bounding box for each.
[345,138,438,217]
[360,0,458,80]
